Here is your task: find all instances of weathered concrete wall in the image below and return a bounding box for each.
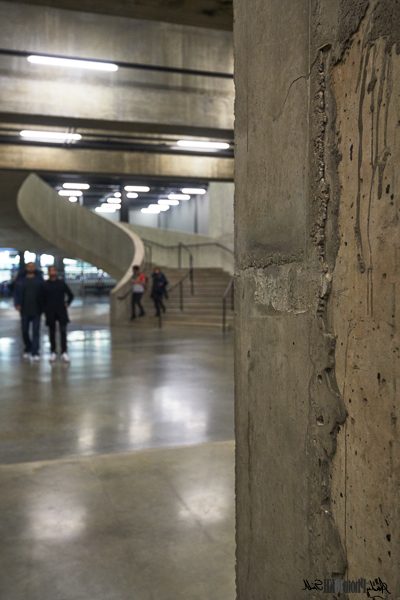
[0,1,233,134]
[235,0,399,598]
[330,3,400,590]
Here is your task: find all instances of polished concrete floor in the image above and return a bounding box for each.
[0,299,235,600]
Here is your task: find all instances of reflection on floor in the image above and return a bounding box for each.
[0,300,235,600]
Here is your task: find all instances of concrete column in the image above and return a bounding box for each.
[234,1,400,598]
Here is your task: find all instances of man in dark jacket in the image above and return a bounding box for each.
[14,262,44,361]
[150,267,169,317]
[43,265,74,363]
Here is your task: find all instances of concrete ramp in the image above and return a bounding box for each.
[16,174,144,324]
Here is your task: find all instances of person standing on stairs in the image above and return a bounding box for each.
[43,265,74,363]
[131,265,147,320]
[151,267,168,317]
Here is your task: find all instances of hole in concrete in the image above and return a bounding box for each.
[316,415,324,426]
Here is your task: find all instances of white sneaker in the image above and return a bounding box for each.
[49,353,57,363]
[61,353,70,363]
[23,352,30,360]
[31,355,40,362]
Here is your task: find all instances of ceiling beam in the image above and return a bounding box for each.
[0,145,234,182]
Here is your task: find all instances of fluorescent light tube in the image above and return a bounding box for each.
[63,183,90,190]
[181,188,207,195]
[168,193,190,201]
[95,205,117,213]
[27,55,118,72]
[158,199,179,206]
[68,196,78,203]
[20,130,81,142]
[126,192,138,199]
[58,189,83,197]
[124,186,150,192]
[177,140,229,150]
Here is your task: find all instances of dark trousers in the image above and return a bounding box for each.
[48,321,68,353]
[21,314,41,355]
[131,292,145,319]
[152,295,166,316]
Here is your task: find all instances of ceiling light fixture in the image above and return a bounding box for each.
[124,185,150,193]
[107,198,122,205]
[168,193,190,201]
[27,54,118,72]
[20,130,82,143]
[158,205,170,212]
[68,196,78,203]
[63,183,90,190]
[158,199,179,207]
[58,189,83,197]
[126,192,138,199]
[113,192,122,198]
[177,140,230,151]
[181,188,207,195]
[95,205,118,213]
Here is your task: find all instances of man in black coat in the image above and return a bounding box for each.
[43,265,74,363]
[150,267,169,317]
[14,262,44,361]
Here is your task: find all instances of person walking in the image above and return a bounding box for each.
[130,265,147,320]
[43,265,74,363]
[14,262,44,361]
[150,267,168,317]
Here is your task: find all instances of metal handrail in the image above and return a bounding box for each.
[185,242,234,256]
[168,270,194,311]
[222,277,234,334]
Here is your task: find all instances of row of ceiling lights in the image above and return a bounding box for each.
[56,182,207,212]
[21,129,229,151]
[140,189,206,216]
[17,54,230,151]
[97,188,207,215]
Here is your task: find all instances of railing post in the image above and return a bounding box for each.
[179,280,183,311]
[178,243,182,269]
[189,255,194,295]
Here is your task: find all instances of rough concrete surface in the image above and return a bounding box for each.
[235,0,400,598]
[331,5,400,593]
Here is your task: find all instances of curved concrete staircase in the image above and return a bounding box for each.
[15,173,144,324]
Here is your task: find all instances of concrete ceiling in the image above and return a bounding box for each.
[15,0,233,30]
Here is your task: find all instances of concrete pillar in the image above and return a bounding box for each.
[234,1,400,598]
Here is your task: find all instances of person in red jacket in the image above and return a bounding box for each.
[130,265,147,320]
